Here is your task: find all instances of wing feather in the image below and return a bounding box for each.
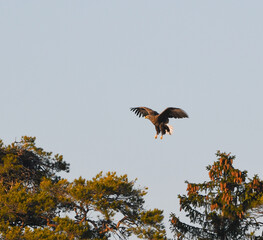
[130,107,159,118]
[158,107,188,122]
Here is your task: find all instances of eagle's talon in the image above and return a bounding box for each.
[154,135,157,139]
[160,136,163,140]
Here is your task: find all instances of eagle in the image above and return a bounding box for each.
[130,107,188,139]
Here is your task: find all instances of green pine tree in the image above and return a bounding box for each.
[0,136,166,239]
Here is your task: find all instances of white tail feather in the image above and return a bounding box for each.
[166,125,173,135]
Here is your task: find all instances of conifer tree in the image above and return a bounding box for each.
[0,136,166,239]
[170,151,263,240]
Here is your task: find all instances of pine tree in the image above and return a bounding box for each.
[0,136,166,239]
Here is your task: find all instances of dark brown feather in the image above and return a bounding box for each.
[157,107,188,122]
[130,107,159,117]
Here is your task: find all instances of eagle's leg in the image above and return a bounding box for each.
[155,126,160,139]
[160,123,166,140]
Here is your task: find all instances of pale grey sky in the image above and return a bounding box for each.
[1,1,263,238]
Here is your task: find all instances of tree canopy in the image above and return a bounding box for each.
[170,151,263,240]
[0,136,166,239]
[2,137,263,239]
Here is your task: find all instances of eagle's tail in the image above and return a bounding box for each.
[166,125,173,135]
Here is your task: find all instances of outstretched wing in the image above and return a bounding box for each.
[158,107,188,122]
[130,107,159,118]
